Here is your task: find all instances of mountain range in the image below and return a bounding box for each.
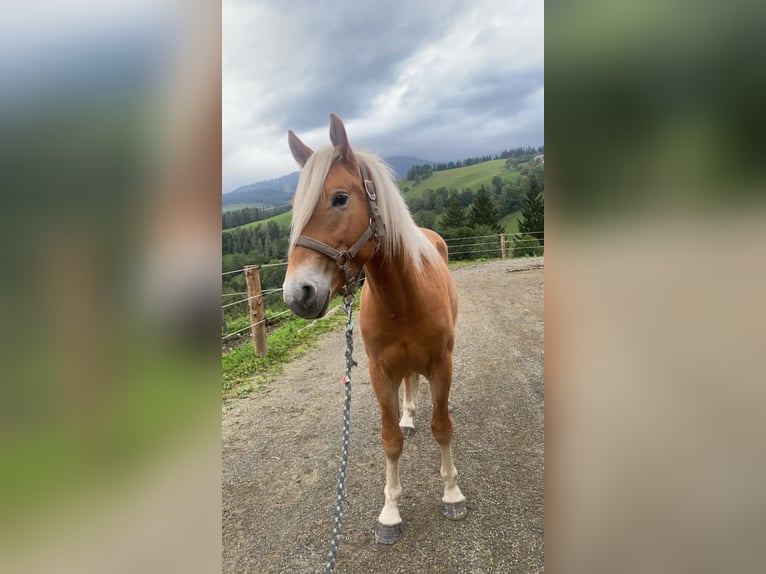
[222,155,431,210]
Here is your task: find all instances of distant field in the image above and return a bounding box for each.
[399,159,519,199]
[237,210,293,230]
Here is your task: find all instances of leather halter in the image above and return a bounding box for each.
[293,162,386,296]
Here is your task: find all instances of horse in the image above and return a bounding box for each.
[282,113,466,544]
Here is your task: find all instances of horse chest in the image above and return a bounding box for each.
[361,314,451,373]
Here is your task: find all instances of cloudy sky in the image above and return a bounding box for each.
[223,0,543,192]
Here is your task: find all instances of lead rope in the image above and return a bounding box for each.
[324,295,357,574]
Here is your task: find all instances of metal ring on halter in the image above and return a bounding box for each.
[336,252,352,269]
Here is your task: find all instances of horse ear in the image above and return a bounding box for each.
[329,113,355,163]
[288,130,313,167]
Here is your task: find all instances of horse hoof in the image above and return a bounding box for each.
[374,522,402,544]
[400,426,415,438]
[442,501,467,521]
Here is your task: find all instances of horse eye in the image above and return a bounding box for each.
[332,193,348,207]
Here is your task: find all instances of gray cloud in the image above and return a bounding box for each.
[224,0,543,190]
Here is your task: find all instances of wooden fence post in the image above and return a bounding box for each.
[244,265,268,357]
[500,233,507,259]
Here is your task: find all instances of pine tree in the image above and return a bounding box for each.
[518,175,544,235]
[439,198,466,229]
[468,186,502,232]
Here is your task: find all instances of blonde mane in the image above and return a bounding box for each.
[289,145,440,271]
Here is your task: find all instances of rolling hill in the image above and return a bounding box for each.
[239,209,293,230]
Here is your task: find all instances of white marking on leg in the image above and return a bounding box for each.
[439,443,465,504]
[399,373,419,430]
[377,456,402,525]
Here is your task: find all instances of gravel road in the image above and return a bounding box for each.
[222,258,544,573]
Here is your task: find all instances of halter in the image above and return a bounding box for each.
[293,162,386,296]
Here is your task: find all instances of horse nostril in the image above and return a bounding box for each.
[301,283,316,303]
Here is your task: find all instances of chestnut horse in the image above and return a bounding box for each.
[283,114,466,544]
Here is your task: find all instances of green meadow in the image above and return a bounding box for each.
[399,159,520,199]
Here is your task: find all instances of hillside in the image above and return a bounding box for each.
[239,209,293,230]
[400,159,518,199]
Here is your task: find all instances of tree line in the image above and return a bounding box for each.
[494,145,544,160]
[407,145,544,178]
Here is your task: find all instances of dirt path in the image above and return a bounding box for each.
[222,258,544,573]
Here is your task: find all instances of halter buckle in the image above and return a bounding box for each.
[364,179,376,201]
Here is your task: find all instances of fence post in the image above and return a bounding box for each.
[500,233,507,259]
[244,265,268,357]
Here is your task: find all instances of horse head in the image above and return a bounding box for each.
[283,114,380,318]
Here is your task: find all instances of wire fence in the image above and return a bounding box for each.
[443,230,544,243]
[222,309,292,341]
[221,231,543,345]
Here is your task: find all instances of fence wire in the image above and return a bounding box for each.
[222,309,294,342]
[222,268,244,276]
[444,230,544,244]
[222,322,255,340]
[222,291,248,297]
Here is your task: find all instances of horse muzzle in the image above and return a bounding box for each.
[283,273,332,319]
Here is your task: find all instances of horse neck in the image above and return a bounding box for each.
[362,246,422,313]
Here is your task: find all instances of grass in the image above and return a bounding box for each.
[399,160,519,199]
[499,210,521,233]
[222,297,354,398]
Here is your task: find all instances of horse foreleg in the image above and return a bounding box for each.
[399,372,419,437]
[371,363,404,544]
[429,357,466,520]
